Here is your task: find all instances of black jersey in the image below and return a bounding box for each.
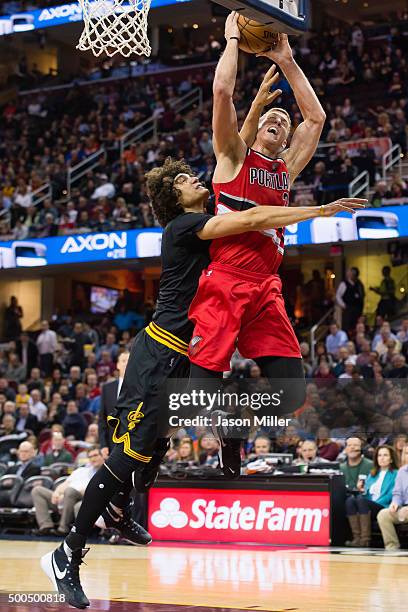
[153,212,212,342]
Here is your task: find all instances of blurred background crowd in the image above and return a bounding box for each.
[0,1,407,549]
[1,17,408,241]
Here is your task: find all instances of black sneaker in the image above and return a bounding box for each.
[211,410,242,479]
[100,503,152,546]
[119,512,152,546]
[133,439,170,493]
[40,543,90,609]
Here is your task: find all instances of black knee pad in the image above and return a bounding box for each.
[105,446,144,482]
[253,378,306,418]
[255,357,306,417]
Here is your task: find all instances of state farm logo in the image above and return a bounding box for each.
[151,496,329,533]
[151,498,188,529]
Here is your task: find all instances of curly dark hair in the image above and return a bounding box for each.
[146,157,193,227]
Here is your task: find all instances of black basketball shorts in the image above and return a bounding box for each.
[107,324,190,464]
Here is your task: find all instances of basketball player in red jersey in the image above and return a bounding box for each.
[188,13,351,476]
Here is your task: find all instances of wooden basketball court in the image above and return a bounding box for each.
[0,539,407,612]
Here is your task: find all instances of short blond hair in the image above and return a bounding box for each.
[259,107,292,130]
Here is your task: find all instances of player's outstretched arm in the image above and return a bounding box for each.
[240,64,282,148]
[212,12,247,163]
[257,35,326,182]
[197,198,366,240]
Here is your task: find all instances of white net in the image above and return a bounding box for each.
[77,0,152,58]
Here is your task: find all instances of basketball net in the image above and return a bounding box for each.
[77,0,152,58]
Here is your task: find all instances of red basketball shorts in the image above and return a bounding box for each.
[188,262,301,371]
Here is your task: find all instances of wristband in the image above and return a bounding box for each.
[319,205,325,217]
[229,37,240,41]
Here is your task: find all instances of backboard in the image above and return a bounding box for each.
[211,0,310,34]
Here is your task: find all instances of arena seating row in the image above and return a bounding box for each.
[0,473,68,531]
[0,460,73,531]
[1,17,407,242]
[0,462,74,477]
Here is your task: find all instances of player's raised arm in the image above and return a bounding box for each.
[197,198,366,240]
[239,64,282,148]
[257,34,326,182]
[212,12,247,163]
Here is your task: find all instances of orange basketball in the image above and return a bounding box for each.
[237,15,280,54]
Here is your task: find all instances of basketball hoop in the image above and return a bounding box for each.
[211,0,310,34]
[76,0,152,58]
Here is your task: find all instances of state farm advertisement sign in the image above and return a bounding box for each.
[148,488,331,545]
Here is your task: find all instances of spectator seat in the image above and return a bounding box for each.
[40,466,58,479]
[14,475,54,509]
[0,475,24,508]
[53,476,68,490]
[0,436,26,462]
[50,462,74,477]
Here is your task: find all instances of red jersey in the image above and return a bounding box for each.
[211,148,290,274]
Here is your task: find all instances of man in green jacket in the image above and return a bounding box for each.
[42,432,74,466]
[340,437,373,489]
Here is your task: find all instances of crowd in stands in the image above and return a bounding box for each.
[0,273,407,544]
[0,66,214,241]
[1,17,408,241]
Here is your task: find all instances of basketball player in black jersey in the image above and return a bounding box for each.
[41,156,365,608]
